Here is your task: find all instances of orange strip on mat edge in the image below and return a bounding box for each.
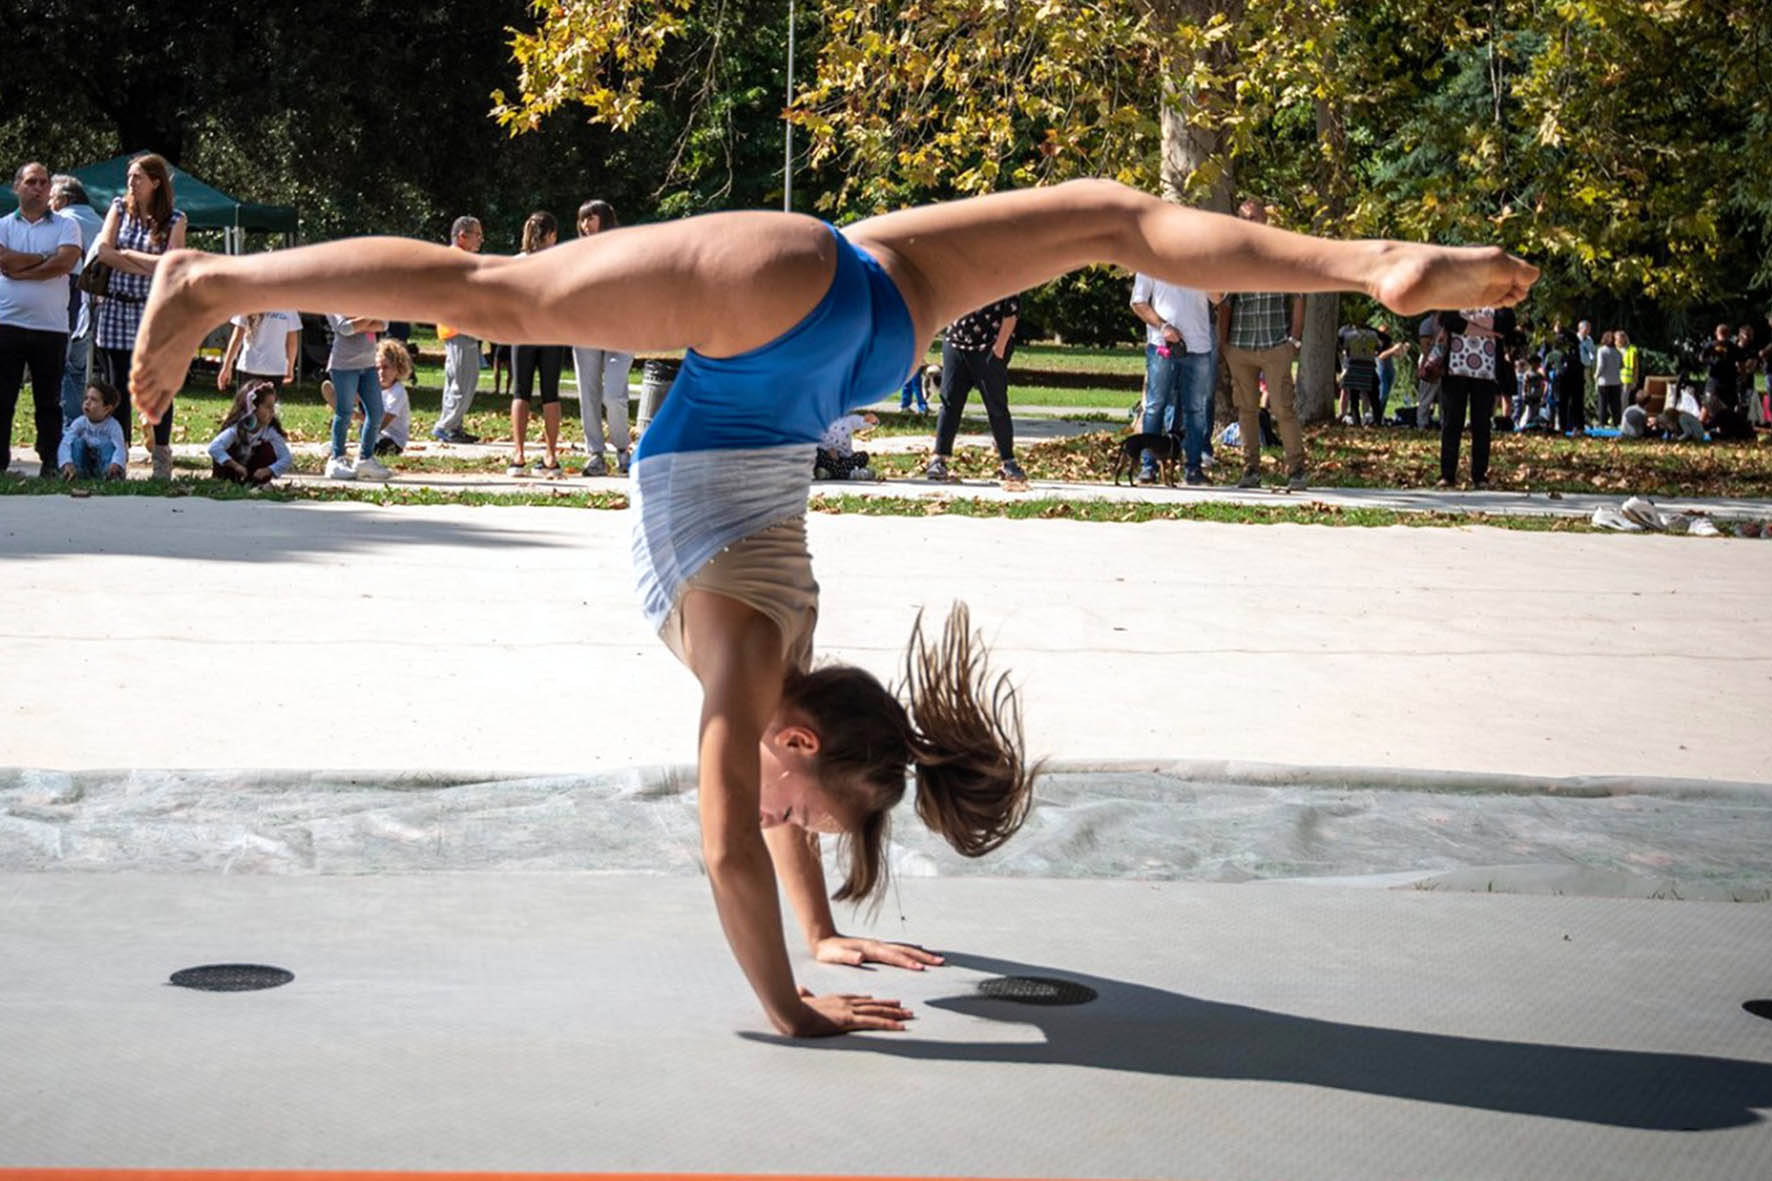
[0,1173,1130,1181]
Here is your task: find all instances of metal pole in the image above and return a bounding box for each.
[784,0,795,212]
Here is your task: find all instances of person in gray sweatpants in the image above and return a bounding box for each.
[570,199,632,475]
[431,216,484,444]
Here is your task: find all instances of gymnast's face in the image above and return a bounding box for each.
[757,720,848,834]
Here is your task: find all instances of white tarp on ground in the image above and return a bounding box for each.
[4,766,1768,901]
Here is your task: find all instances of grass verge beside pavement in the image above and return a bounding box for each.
[0,468,1597,531]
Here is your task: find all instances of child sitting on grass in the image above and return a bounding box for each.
[207,379,293,485]
[58,380,128,481]
[373,337,413,457]
[814,411,878,480]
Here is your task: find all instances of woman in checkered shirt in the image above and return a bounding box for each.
[93,153,186,480]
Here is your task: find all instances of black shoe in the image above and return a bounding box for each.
[445,429,480,445]
[997,459,1028,484]
[1184,471,1207,486]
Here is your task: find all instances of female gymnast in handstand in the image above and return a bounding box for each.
[129,179,1537,1037]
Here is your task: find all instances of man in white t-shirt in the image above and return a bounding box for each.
[0,161,82,476]
[1130,273,1214,483]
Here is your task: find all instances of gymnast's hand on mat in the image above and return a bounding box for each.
[814,935,945,971]
[792,986,914,1035]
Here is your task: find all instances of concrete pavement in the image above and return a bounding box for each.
[5,495,1771,780]
[3,489,1770,1179]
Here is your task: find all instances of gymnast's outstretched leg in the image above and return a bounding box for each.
[844,179,1538,348]
[129,211,843,421]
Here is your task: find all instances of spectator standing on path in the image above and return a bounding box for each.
[1551,321,1587,435]
[1376,328,1408,422]
[921,295,1027,485]
[1754,316,1772,425]
[1217,201,1307,489]
[509,211,568,478]
[1436,306,1514,488]
[432,216,485,445]
[0,161,80,478]
[216,307,300,395]
[569,200,634,476]
[1616,329,1642,406]
[93,153,186,479]
[1128,273,1214,484]
[50,175,103,431]
[1336,319,1382,425]
[1698,322,1753,440]
[1415,312,1442,428]
[323,312,391,481]
[1594,330,1625,426]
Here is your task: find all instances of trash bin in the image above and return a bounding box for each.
[636,359,680,432]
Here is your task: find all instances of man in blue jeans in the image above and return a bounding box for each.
[1130,272,1214,484]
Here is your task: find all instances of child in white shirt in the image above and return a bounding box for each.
[815,412,878,480]
[207,380,294,485]
[58,380,128,481]
[373,338,413,456]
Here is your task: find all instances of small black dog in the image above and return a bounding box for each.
[1112,429,1186,486]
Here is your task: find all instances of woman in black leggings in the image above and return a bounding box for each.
[1436,306,1516,488]
[508,212,567,477]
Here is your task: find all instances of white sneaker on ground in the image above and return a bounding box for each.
[324,456,356,481]
[506,462,530,478]
[354,456,392,481]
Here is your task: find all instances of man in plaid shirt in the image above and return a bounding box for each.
[1218,200,1307,490]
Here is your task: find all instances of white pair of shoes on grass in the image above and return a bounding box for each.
[325,456,391,482]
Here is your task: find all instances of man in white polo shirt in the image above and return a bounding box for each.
[0,161,82,477]
[1130,271,1215,484]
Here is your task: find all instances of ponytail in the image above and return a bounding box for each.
[780,603,1037,908]
[903,603,1037,858]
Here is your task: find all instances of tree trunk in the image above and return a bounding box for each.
[1296,293,1340,422]
[1296,91,1350,424]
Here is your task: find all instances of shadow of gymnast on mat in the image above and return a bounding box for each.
[744,952,1772,1131]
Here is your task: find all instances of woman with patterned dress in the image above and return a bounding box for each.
[93,153,186,479]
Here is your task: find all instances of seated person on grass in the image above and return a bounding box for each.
[207,379,293,485]
[373,338,413,457]
[815,411,877,480]
[58,380,128,481]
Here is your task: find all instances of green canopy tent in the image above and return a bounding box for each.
[0,153,296,251]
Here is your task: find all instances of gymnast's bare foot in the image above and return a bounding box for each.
[130,249,224,424]
[1369,241,1538,316]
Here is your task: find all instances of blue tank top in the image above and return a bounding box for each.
[628,224,916,633]
[635,224,916,459]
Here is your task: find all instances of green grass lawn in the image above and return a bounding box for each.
[14,343,1769,499]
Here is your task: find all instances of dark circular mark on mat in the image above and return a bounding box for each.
[976,975,1097,1006]
[170,964,294,992]
[1745,1000,1772,1021]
